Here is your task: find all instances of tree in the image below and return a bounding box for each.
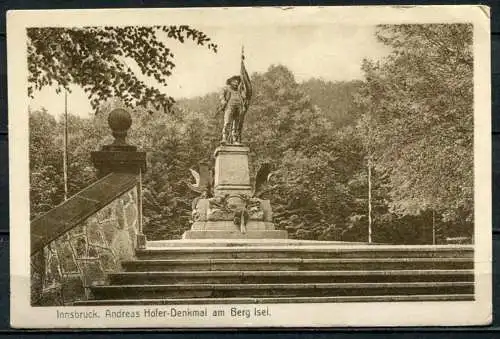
[63,113,107,195]
[355,24,473,227]
[242,65,365,240]
[300,79,363,127]
[30,109,63,218]
[29,107,111,219]
[28,26,217,111]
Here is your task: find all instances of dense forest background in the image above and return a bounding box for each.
[29,24,474,244]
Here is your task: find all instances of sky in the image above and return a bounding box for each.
[29,24,390,119]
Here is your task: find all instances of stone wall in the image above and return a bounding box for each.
[31,187,139,306]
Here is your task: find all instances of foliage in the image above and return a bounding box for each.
[30,109,63,218]
[355,24,474,224]
[27,26,217,111]
[29,109,104,219]
[300,79,363,127]
[242,66,362,240]
[29,22,475,244]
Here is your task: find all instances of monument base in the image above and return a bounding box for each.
[183,143,288,240]
[182,230,288,239]
[183,219,287,239]
[190,220,276,231]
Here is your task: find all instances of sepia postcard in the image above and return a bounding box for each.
[7,6,491,328]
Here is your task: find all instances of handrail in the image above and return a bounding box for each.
[30,172,139,256]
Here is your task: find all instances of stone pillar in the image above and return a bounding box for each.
[91,108,147,248]
[91,108,146,178]
[213,145,252,196]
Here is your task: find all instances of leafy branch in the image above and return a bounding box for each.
[27,25,218,112]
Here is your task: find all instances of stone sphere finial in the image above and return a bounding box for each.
[108,108,132,145]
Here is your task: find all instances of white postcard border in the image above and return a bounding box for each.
[8,5,492,328]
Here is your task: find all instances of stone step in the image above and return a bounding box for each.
[122,258,473,272]
[107,269,474,285]
[136,246,473,260]
[76,294,475,306]
[147,239,370,248]
[89,282,474,300]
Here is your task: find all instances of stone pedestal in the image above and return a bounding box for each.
[182,197,287,239]
[182,229,287,239]
[182,145,287,240]
[213,145,252,196]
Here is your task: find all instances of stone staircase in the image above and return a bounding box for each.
[76,240,474,305]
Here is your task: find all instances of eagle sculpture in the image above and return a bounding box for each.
[187,162,274,198]
[252,162,274,198]
[187,162,275,234]
[187,161,213,197]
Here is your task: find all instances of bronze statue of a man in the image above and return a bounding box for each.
[217,50,252,145]
[219,75,246,144]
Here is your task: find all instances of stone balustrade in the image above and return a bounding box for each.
[30,108,147,306]
[31,185,139,305]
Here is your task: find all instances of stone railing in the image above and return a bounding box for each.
[30,108,147,306]
[31,175,141,305]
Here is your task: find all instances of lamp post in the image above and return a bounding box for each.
[63,90,68,201]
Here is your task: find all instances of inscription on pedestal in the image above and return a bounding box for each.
[214,146,252,196]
